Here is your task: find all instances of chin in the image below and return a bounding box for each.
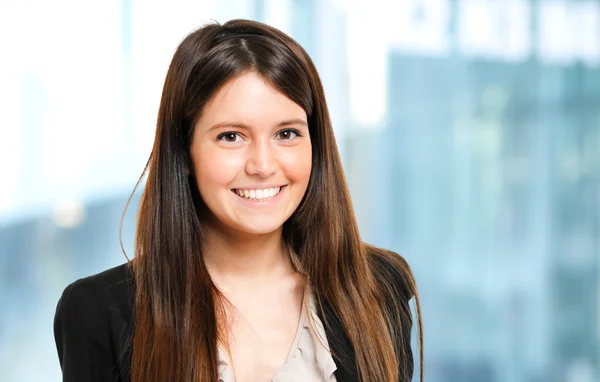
[226,215,285,236]
[237,223,283,236]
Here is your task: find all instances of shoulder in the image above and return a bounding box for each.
[54,262,135,342]
[55,262,134,320]
[54,262,134,379]
[366,245,416,305]
[60,261,133,297]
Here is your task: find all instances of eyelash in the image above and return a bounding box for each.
[276,129,302,140]
[216,129,303,143]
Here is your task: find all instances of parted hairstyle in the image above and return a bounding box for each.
[121,19,423,382]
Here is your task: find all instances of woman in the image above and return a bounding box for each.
[54,19,423,382]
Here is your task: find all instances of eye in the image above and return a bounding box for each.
[217,132,243,143]
[276,129,301,140]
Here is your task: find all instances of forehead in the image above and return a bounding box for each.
[197,72,307,128]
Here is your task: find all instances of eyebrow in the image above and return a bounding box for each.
[208,118,308,131]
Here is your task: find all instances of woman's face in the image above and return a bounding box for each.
[190,72,312,237]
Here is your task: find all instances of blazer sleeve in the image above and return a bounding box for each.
[384,269,414,381]
[54,280,117,382]
[374,251,415,381]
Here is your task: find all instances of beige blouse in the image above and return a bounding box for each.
[217,287,338,382]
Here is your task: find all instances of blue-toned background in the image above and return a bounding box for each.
[1,0,598,381]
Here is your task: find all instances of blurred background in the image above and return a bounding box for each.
[1,0,598,381]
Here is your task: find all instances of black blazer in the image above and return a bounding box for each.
[54,261,413,382]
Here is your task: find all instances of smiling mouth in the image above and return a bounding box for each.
[231,185,286,202]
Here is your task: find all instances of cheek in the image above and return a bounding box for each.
[280,145,312,183]
[192,145,243,193]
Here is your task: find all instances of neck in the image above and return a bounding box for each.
[202,222,295,289]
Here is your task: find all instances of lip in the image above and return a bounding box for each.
[231,184,287,190]
[231,185,287,206]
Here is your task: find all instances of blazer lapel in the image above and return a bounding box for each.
[318,300,358,382]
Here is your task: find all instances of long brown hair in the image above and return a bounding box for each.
[121,19,423,381]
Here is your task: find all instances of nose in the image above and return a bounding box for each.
[245,140,278,177]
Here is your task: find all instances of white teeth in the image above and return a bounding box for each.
[235,186,282,201]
